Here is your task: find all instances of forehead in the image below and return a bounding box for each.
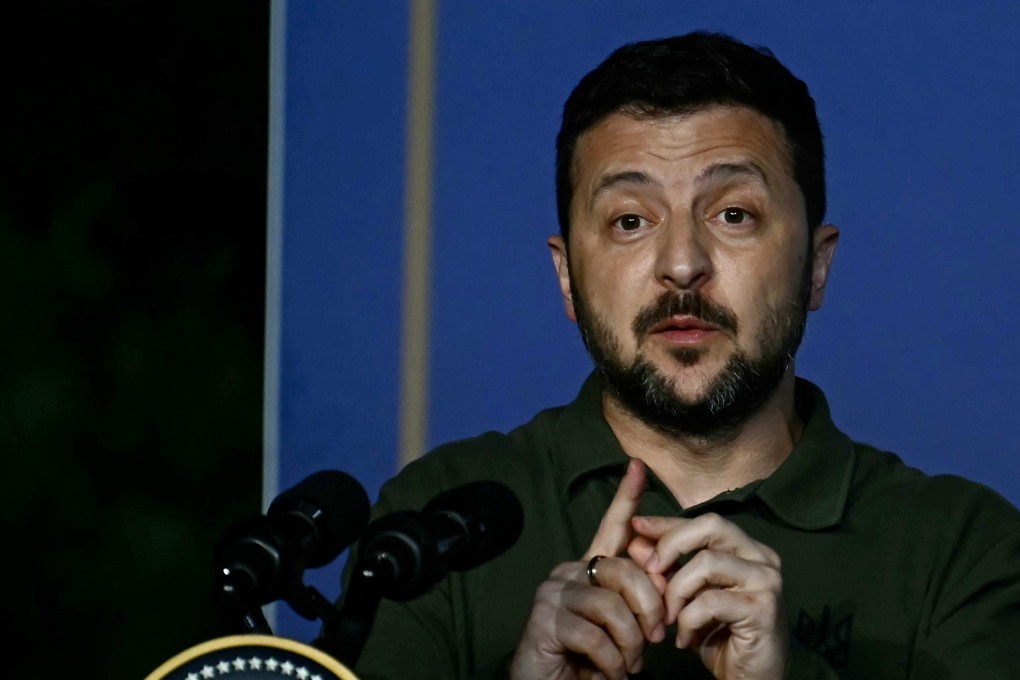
[571,105,796,202]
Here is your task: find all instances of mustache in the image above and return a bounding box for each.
[632,291,739,337]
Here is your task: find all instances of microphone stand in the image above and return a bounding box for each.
[313,552,395,668]
[215,562,348,644]
[215,550,393,670]
[215,567,273,635]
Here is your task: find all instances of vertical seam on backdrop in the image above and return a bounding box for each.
[399,0,437,469]
[263,0,288,631]
[264,0,287,511]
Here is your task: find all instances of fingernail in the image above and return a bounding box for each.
[629,656,643,674]
[645,553,659,570]
[651,623,665,643]
[676,631,687,649]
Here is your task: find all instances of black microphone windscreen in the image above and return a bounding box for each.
[422,480,524,570]
[269,470,371,567]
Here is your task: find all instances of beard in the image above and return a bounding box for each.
[572,271,810,440]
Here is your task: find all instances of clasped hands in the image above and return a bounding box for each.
[510,460,787,680]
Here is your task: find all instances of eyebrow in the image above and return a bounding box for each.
[695,162,771,188]
[588,171,660,210]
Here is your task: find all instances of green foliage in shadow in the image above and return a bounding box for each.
[1,1,268,676]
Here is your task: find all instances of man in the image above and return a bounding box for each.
[346,33,1020,679]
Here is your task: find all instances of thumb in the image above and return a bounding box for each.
[584,458,647,559]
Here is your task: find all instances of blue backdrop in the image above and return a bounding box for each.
[268,0,1020,641]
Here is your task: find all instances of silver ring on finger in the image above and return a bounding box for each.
[586,554,606,587]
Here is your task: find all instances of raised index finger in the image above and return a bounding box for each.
[585,458,647,560]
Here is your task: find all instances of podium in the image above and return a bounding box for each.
[146,635,359,680]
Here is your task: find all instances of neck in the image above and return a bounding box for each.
[602,370,803,508]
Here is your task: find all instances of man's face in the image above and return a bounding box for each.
[549,106,838,437]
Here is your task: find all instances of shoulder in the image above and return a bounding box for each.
[371,403,568,514]
[849,442,1020,545]
[851,443,1016,509]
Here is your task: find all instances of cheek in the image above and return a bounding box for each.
[578,276,633,327]
[573,248,655,319]
[741,230,810,296]
[717,254,804,327]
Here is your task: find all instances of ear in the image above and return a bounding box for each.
[807,224,840,311]
[548,234,577,322]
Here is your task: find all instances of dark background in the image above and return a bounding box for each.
[2,2,267,676]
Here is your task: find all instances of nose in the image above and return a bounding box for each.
[654,217,712,291]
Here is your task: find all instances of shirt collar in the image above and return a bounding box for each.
[549,372,856,529]
[753,379,855,529]
[550,372,630,501]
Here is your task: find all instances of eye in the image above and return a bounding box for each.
[716,207,752,226]
[613,214,648,232]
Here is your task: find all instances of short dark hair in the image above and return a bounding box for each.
[555,32,826,241]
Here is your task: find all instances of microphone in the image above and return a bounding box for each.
[215,470,371,619]
[354,480,524,600]
[315,480,523,664]
[267,470,370,569]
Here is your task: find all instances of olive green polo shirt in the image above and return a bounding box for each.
[349,374,1020,679]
